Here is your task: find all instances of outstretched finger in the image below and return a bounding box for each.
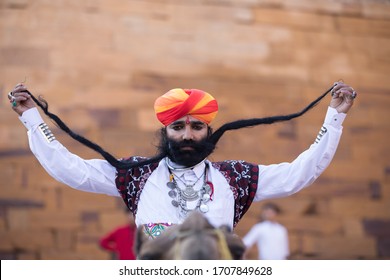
[12,83,27,93]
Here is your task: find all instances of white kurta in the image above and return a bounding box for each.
[19,107,345,229]
[243,221,289,260]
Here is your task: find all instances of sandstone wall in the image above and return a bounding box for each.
[0,0,389,259]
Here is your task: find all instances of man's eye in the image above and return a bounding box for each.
[172,125,183,131]
[192,125,204,130]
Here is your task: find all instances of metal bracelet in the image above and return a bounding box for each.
[38,123,56,143]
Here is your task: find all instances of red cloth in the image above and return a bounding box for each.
[154,88,218,126]
[99,224,136,260]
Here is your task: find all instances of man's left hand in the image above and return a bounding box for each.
[329,82,357,114]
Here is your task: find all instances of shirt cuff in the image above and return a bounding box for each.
[324,107,346,128]
[18,107,44,130]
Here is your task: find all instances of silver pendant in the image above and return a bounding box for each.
[182,186,199,201]
[202,193,210,202]
[199,204,209,213]
[167,182,176,189]
[171,200,179,207]
[168,190,177,198]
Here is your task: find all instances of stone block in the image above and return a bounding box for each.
[29,209,80,230]
[253,8,335,32]
[343,218,365,238]
[7,208,31,230]
[329,198,390,219]
[99,210,129,233]
[284,216,343,236]
[0,47,49,69]
[316,236,377,259]
[53,229,75,251]
[57,188,118,213]
[7,229,54,251]
[40,249,97,260]
[300,233,318,256]
[337,17,390,38]
[0,232,14,250]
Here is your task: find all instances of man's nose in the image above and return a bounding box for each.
[182,126,194,140]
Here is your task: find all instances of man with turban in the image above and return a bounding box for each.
[8,82,356,238]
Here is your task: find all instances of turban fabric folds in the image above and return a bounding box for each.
[154,88,218,126]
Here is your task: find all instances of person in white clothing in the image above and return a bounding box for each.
[7,82,357,240]
[243,203,289,260]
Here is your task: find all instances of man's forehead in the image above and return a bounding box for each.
[170,116,206,125]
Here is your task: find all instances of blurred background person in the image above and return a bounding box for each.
[243,203,289,260]
[99,209,137,260]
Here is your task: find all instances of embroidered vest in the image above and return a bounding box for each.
[115,157,259,227]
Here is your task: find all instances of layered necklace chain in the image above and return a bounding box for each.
[166,161,213,219]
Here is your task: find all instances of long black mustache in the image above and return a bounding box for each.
[22,84,334,170]
[168,139,213,154]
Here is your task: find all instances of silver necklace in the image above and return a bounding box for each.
[170,172,202,201]
[167,165,213,218]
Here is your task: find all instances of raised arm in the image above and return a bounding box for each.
[8,83,119,196]
[255,82,357,201]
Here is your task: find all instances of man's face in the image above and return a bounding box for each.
[162,116,215,167]
[261,208,278,221]
[166,115,209,143]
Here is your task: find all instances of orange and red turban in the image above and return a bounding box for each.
[154,88,218,126]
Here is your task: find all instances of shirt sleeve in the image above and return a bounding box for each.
[242,224,261,248]
[100,229,118,251]
[19,107,120,196]
[255,106,346,201]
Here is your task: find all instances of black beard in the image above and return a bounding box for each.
[157,130,216,167]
